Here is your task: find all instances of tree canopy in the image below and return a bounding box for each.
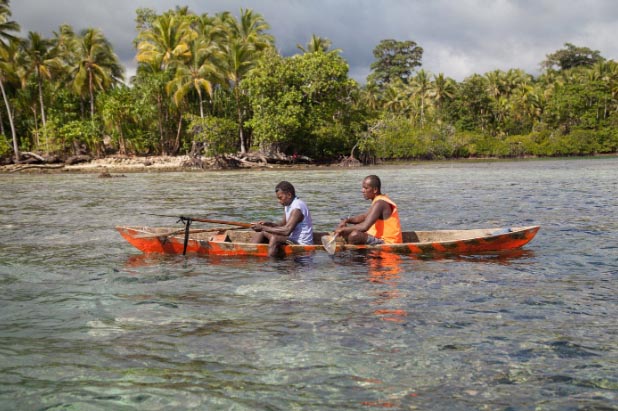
[244,49,356,158]
[367,39,423,87]
[0,1,617,166]
[542,42,604,71]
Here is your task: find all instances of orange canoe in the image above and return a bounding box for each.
[116,225,540,257]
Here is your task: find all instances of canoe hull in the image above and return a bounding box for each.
[116,225,540,257]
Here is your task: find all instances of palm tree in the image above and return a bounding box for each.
[136,13,196,153]
[408,69,432,127]
[21,31,61,131]
[0,0,19,161]
[359,82,381,113]
[297,34,338,53]
[165,37,223,154]
[99,86,131,155]
[167,13,225,119]
[0,39,19,161]
[592,60,618,117]
[485,70,505,101]
[430,73,457,116]
[0,0,18,47]
[168,40,221,117]
[193,12,227,45]
[72,28,123,119]
[218,9,273,153]
[382,79,409,115]
[220,38,255,153]
[494,96,511,134]
[520,84,545,128]
[51,24,78,84]
[136,13,196,71]
[225,8,273,51]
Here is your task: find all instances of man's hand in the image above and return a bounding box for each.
[251,222,264,232]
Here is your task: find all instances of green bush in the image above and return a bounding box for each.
[533,129,601,156]
[35,120,63,155]
[564,129,601,154]
[312,121,351,159]
[57,120,101,155]
[597,127,618,153]
[187,116,238,156]
[373,116,426,159]
[468,134,509,158]
[0,135,12,158]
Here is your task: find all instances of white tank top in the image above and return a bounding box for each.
[285,197,313,244]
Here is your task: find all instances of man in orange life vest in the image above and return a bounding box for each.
[334,175,403,245]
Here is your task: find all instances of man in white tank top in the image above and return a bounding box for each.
[251,181,313,257]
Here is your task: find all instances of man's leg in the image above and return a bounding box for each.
[347,230,369,245]
[252,231,268,243]
[262,232,288,257]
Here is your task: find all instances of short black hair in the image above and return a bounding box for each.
[275,181,296,197]
[364,175,381,191]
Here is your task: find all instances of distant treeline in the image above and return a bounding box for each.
[1,2,617,164]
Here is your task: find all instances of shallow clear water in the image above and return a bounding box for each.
[1,158,617,410]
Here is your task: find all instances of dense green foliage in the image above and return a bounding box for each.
[0,1,616,164]
[186,115,238,156]
[542,43,604,71]
[367,39,423,86]
[243,49,357,158]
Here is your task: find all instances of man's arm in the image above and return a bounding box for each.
[338,213,367,227]
[336,201,389,235]
[252,209,303,236]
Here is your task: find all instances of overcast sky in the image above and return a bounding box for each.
[11,0,618,83]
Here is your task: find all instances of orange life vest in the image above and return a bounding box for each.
[367,194,403,244]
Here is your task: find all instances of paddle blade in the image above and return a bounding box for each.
[321,233,337,255]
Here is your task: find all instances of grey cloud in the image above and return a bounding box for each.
[11,0,618,83]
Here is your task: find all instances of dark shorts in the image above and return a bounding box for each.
[366,234,385,245]
[286,239,312,245]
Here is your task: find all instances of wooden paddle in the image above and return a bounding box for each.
[144,213,253,228]
[321,232,339,255]
[184,217,253,228]
[135,227,231,239]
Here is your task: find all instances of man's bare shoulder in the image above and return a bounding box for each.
[374,198,393,217]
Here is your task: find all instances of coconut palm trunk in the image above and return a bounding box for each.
[237,96,246,153]
[36,67,46,127]
[88,67,95,118]
[0,78,18,161]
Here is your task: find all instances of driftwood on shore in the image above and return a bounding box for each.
[21,152,47,163]
[181,151,311,170]
[338,155,361,167]
[3,151,70,173]
[65,155,93,165]
[8,163,66,173]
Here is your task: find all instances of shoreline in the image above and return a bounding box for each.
[0,155,328,174]
[2,153,616,175]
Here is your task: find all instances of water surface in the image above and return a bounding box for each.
[1,158,617,410]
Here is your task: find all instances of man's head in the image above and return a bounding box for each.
[361,175,381,200]
[275,181,296,206]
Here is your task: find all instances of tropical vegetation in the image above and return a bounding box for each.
[1,1,617,165]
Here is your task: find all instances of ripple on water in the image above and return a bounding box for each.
[1,159,617,410]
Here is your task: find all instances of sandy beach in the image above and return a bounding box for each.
[1,154,327,174]
[0,156,195,174]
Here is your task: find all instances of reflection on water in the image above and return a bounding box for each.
[1,158,617,410]
[366,253,407,323]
